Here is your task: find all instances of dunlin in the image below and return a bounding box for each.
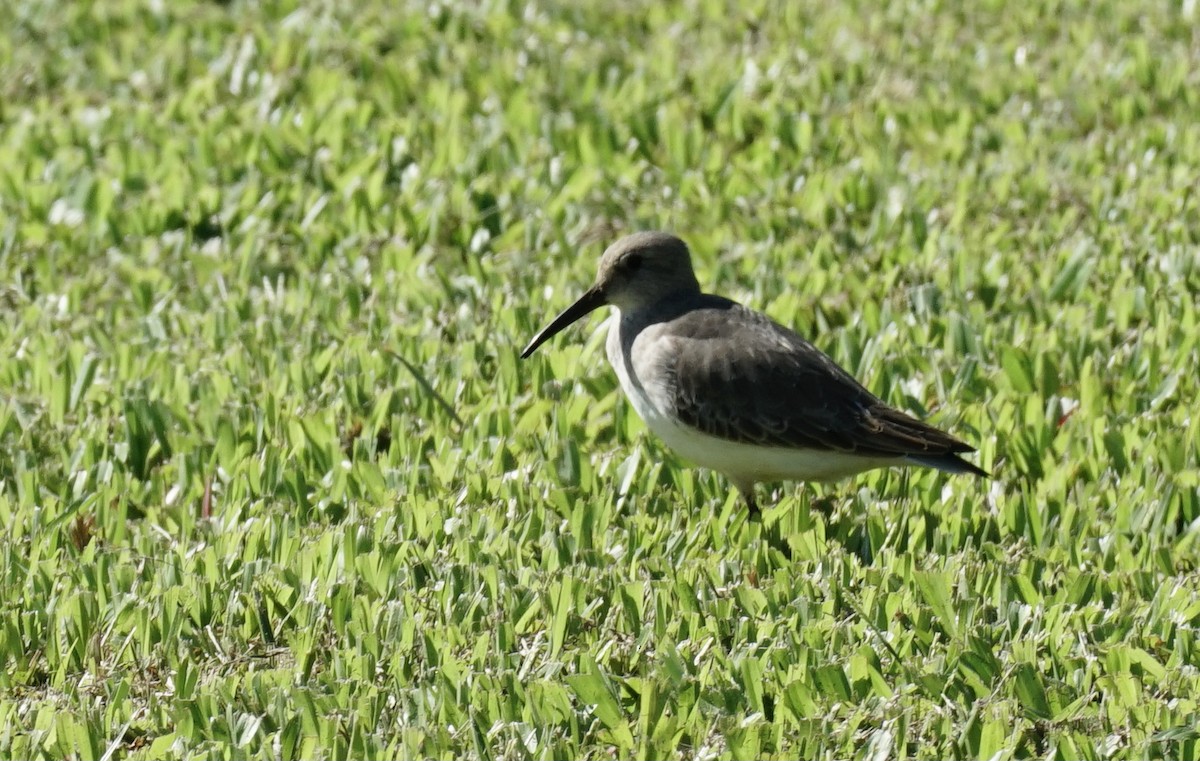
[521,232,988,514]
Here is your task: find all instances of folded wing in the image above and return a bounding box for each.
[662,301,979,460]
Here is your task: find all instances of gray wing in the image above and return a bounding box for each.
[661,300,978,458]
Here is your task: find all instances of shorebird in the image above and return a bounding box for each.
[520,232,988,515]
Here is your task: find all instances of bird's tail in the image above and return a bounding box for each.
[905,453,990,478]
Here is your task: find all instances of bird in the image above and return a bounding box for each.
[520,231,988,515]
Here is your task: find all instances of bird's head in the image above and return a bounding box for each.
[520,231,700,358]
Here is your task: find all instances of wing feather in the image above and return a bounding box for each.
[660,299,976,458]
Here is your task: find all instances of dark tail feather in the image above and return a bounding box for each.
[905,453,990,478]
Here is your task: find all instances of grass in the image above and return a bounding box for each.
[2,0,1199,758]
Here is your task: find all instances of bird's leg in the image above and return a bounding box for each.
[748,489,794,561]
[735,481,791,558]
[741,487,761,520]
[812,494,837,519]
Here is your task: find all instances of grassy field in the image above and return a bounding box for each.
[2,0,1199,758]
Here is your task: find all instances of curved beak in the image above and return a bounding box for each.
[520,285,606,358]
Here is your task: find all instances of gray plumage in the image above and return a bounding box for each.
[521,231,988,513]
[654,294,984,466]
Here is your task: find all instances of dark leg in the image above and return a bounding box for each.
[812,494,836,518]
[739,484,791,559]
[744,489,761,520]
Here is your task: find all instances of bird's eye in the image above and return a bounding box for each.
[621,254,642,273]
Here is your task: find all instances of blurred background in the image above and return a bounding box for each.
[2,1,1198,758]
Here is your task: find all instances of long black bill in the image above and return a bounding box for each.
[520,285,606,358]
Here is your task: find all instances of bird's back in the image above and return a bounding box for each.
[633,294,980,464]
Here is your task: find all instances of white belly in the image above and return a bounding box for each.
[605,313,893,488]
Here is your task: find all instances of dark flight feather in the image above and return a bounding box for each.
[653,295,987,475]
